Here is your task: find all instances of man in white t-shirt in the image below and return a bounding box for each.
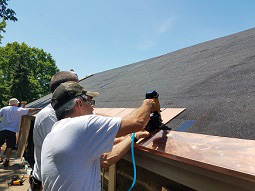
[30,71,79,191]
[31,71,149,191]
[41,81,155,191]
[0,98,40,167]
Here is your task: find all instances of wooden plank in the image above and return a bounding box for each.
[115,108,135,118]
[94,108,113,115]
[160,108,166,112]
[161,108,186,124]
[93,108,104,113]
[94,108,129,117]
[17,115,35,159]
[94,108,185,121]
[94,108,136,118]
[107,108,126,117]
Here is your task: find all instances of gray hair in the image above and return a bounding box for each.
[55,97,82,120]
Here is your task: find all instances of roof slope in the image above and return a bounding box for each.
[28,28,255,140]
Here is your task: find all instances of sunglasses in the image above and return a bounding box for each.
[79,94,95,106]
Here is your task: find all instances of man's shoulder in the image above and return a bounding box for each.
[35,104,56,122]
[57,115,102,127]
[76,114,108,121]
[76,114,120,121]
[80,114,121,127]
[0,106,16,113]
[89,114,120,121]
[1,106,11,110]
[37,104,55,115]
[0,106,8,114]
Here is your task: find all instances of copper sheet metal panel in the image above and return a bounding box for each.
[139,131,255,182]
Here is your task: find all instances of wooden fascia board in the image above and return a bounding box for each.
[123,149,254,191]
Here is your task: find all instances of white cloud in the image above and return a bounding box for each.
[136,16,175,51]
[136,40,154,51]
[158,17,175,34]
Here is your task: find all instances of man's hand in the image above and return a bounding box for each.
[136,130,150,140]
[101,130,151,168]
[116,98,157,137]
[143,99,157,113]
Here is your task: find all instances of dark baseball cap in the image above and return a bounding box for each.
[51,81,99,110]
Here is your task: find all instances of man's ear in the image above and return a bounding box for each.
[76,99,83,110]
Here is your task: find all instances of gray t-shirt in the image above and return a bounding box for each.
[41,114,121,191]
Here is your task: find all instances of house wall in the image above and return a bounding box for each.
[116,159,195,191]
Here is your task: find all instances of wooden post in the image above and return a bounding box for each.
[108,163,117,191]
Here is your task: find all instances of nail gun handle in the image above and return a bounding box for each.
[145,90,163,133]
[153,98,160,113]
[145,90,160,113]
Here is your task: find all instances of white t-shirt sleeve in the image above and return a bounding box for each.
[84,115,121,160]
[40,115,57,140]
[17,107,29,116]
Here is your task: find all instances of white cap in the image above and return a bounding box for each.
[9,98,20,106]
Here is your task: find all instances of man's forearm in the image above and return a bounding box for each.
[114,135,127,145]
[27,108,41,115]
[100,135,132,168]
[116,99,154,137]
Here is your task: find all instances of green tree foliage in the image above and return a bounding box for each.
[0,0,17,43]
[0,19,6,43]
[0,42,59,107]
[0,0,17,21]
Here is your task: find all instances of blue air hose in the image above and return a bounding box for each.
[128,133,137,191]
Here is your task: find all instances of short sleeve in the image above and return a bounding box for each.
[17,107,29,116]
[85,115,121,160]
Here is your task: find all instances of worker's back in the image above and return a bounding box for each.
[0,106,28,132]
[41,115,120,191]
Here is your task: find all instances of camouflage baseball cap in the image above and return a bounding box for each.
[51,81,99,110]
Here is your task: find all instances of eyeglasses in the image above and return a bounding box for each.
[79,94,95,106]
[87,99,95,105]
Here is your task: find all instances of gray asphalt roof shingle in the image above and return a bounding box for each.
[28,28,255,140]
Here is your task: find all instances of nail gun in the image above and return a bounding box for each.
[145,90,171,133]
[7,175,25,186]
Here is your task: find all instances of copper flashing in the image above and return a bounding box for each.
[139,131,255,182]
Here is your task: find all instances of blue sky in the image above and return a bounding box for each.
[2,0,255,78]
